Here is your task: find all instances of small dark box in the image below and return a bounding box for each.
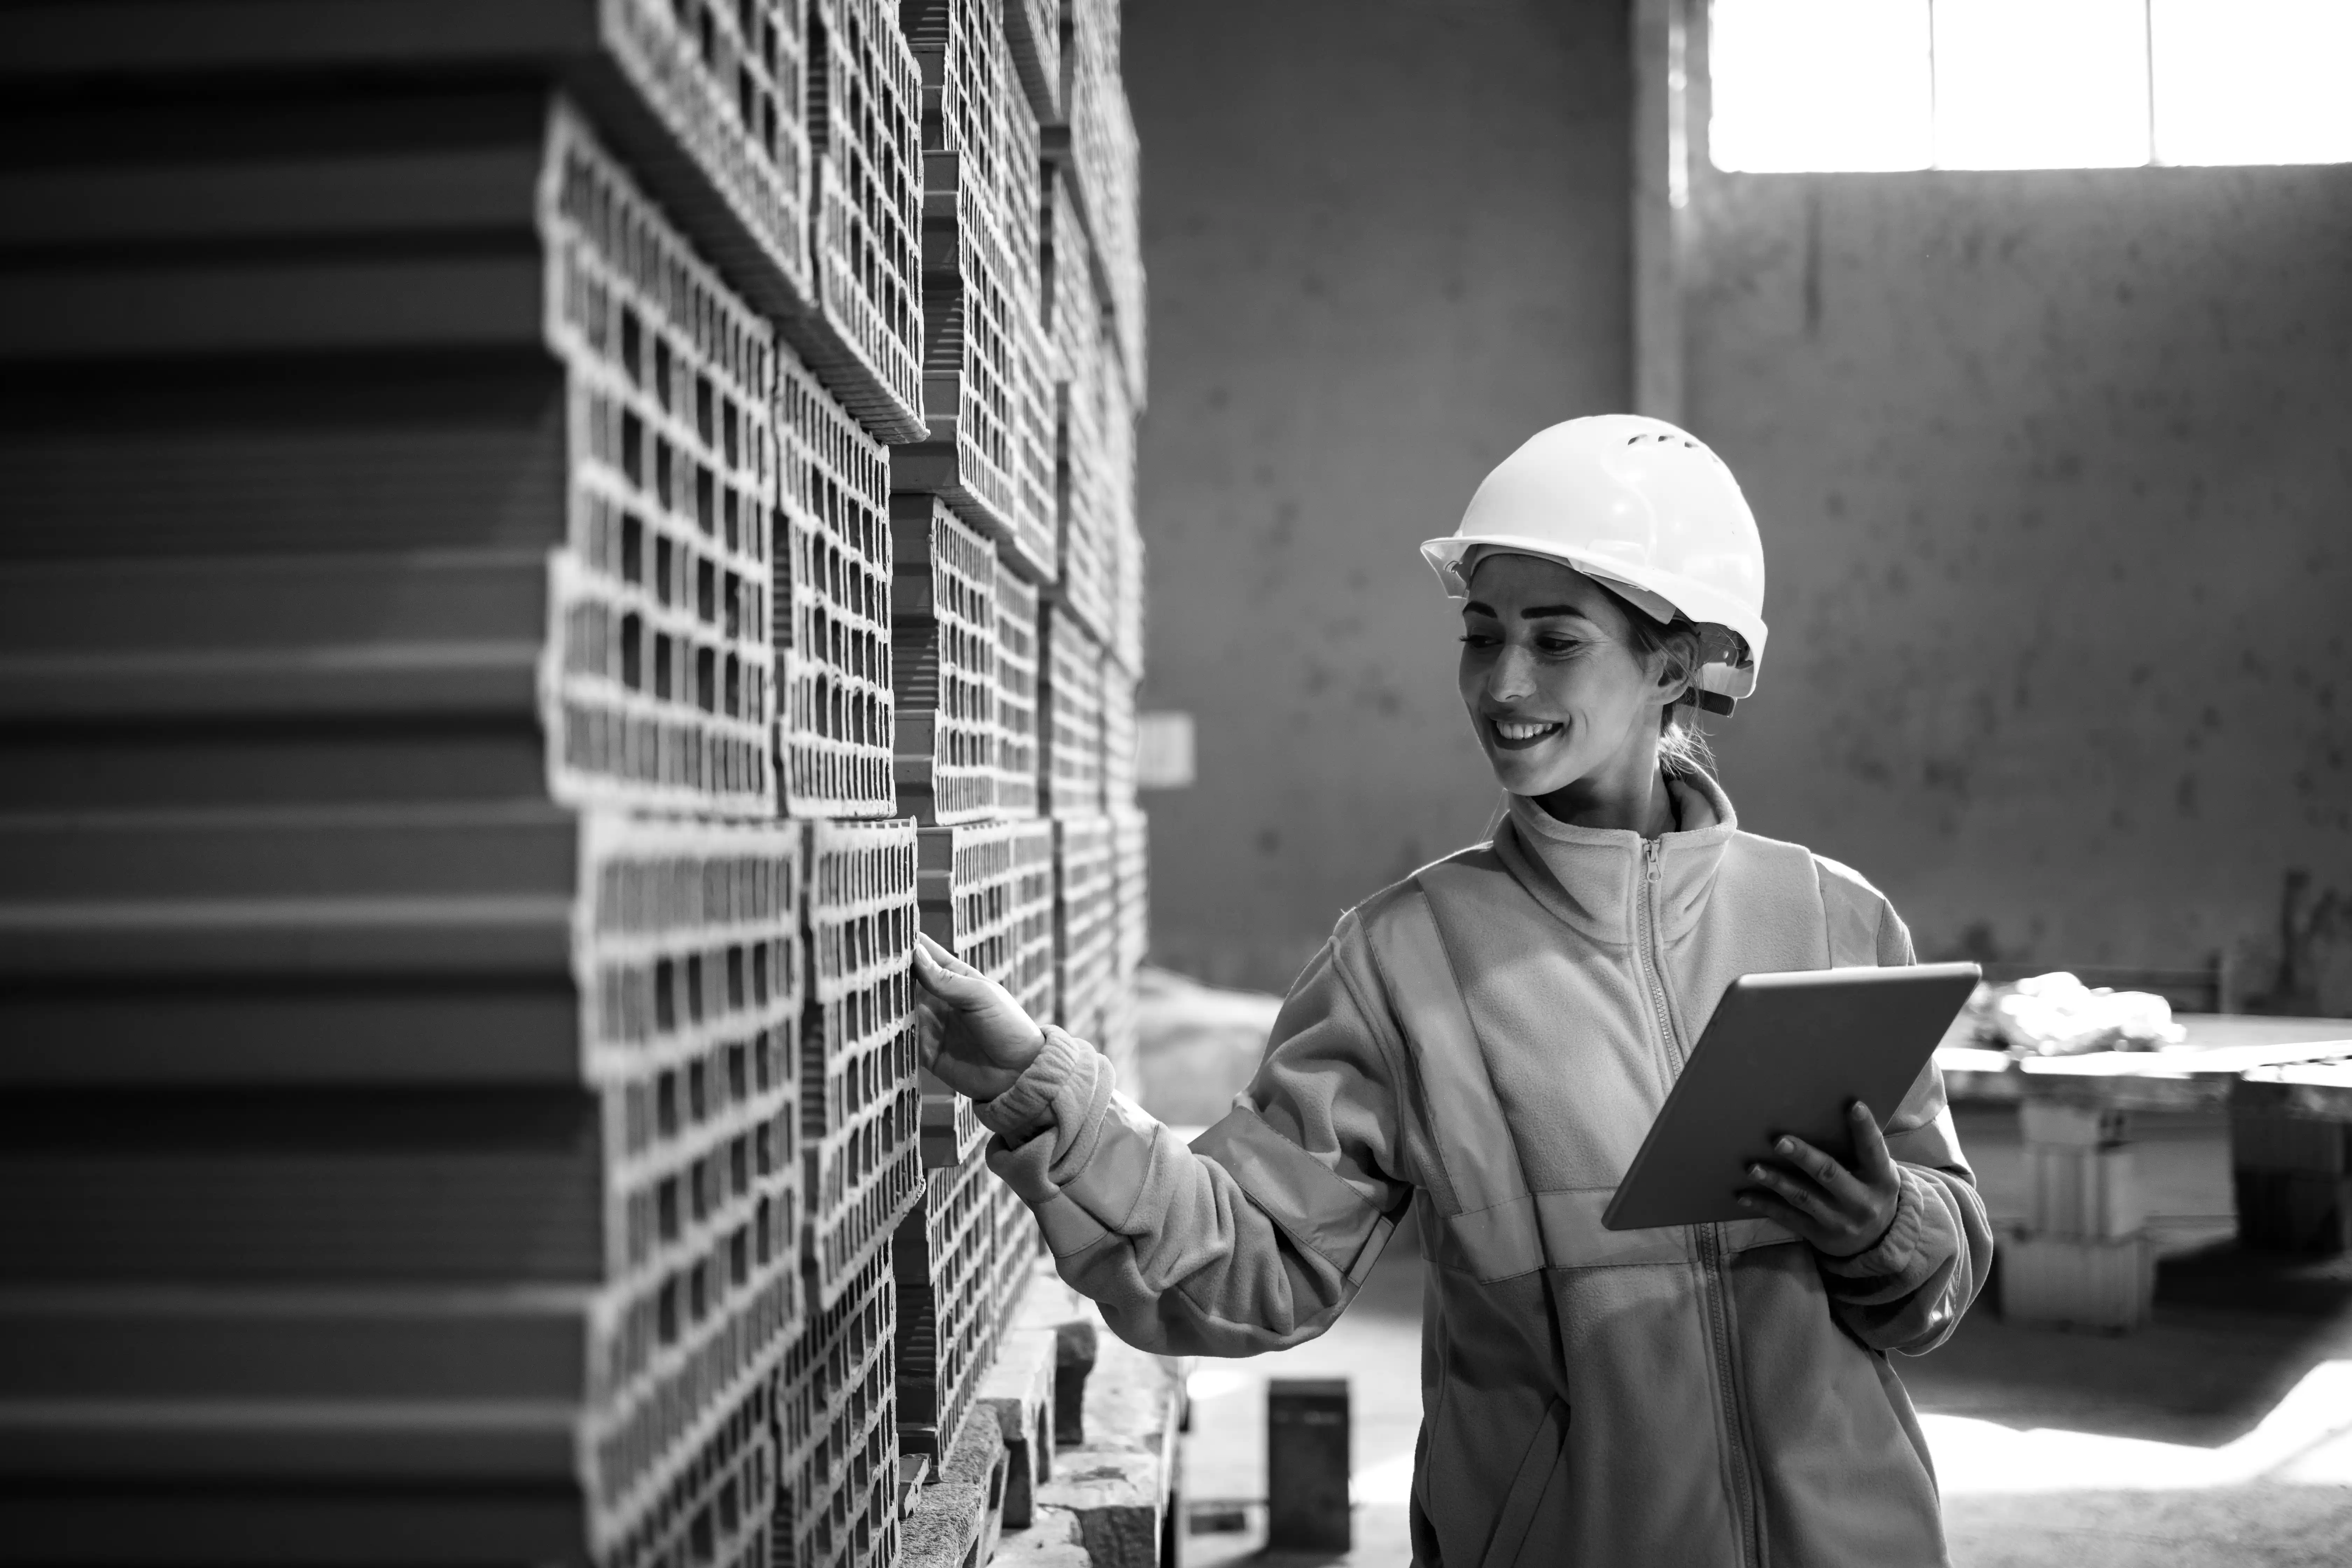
[1267,1376,1350,1553]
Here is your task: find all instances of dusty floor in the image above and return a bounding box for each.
[1171,1107,2352,1567]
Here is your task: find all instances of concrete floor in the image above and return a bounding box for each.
[1173,1107,2352,1567]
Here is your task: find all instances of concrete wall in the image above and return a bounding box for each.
[1125,0,1634,992]
[1685,163,2352,1011]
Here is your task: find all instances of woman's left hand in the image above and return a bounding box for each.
[1736,1101,1902,1258]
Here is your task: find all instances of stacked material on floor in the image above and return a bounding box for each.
[1042,167,1118,649]
[2232,1055,2352,1255]
[0,812,804,1568]
[1999,1099,2156,1331]
[0,6,820,1551]
[806,0,928,440]
[1049,0,1146,415]
[777,350,902,818]
[891,497,1003,825]
[898,817,1059,1455]
[896,0,1057,584]
[1052,814,1119,1044]
[801,820,925,1308]
[1102,807,1150,1092]
[993,566,1047,820]
[0,0,1147,1563]
[776,1251,902,1568]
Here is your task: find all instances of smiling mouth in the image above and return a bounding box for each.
[1488,718,1564,750]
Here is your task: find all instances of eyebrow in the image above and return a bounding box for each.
[1463,600,1596,622]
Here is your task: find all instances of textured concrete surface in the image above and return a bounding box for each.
[1684,159,2352,1008]
[1125,0,1634,993]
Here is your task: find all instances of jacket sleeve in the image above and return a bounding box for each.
[1815,890,1996,1355]
[976,917,1419,1357]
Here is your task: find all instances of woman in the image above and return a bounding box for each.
[912,415,1992,1566]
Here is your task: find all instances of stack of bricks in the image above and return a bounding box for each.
[0,0,1146,1564]
[0,7,827,1561]
[1999,1097,2155,1331]
[884,2,1147,1563]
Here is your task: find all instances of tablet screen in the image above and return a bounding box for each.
[1601,962,1980,1232]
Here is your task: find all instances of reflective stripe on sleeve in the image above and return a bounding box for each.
[1190,1105,1394,1281]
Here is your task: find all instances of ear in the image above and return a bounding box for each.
[1647,635,1696,707]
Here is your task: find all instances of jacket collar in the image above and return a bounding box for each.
[1490,768,1739,947]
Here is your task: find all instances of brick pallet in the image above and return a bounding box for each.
[3,0,1150,1563]
[1101,377,1146,682]
[1042,171,1118,644]
[902,189,1035,559]
[1100,671,1138,812]
[1101,806,1147,1092]
[894,0,1056,583]
[1054,815,1118,1041]
[891,497,1002,825]
[777,350,902,818]
[776,1251,903,1568]
[901,817,1054,1465]
[993,566,1048,819]
[1008,822,1064,1026]
[895,1147,1004,1462]
[998,0,1066,122]
[802,0,929,441]
[0,102,778,819]
[903,808,1054,1160]
[803,819,926,1311]
[0,0,816,322]
[1046,0,1145,411]
[0,812,805,1566]
[1111,808,1148,979]
[1040,607,1107,821]
[920,819,1063,1020]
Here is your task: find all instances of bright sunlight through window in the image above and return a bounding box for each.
[1710,0,2352,171]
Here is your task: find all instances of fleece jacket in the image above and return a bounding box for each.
[976,770,1993,1566]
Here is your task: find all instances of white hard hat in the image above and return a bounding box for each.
[1420,414,1768,711]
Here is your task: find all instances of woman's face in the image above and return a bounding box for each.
[1455,553,1669,799]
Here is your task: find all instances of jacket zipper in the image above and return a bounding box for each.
[1638,839,1761,1566]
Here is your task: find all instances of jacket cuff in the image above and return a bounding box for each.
[1819,1165,1929,1285]
[975,1026,1097,1147]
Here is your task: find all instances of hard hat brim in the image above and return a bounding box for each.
[1421,533,1765,701]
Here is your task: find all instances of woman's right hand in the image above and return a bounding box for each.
[910,931,1046,1101]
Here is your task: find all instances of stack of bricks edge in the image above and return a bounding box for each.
[0,1,1147,1566]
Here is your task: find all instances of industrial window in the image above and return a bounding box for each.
[1709,0,2352,171]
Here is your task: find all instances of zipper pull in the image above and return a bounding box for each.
[1645,839,1663,886]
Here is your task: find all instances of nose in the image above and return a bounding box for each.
[1486,642,1537,705]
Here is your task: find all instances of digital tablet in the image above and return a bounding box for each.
[1601,962,1981,1231]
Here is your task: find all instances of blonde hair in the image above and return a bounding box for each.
[1612,598,1716,778]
